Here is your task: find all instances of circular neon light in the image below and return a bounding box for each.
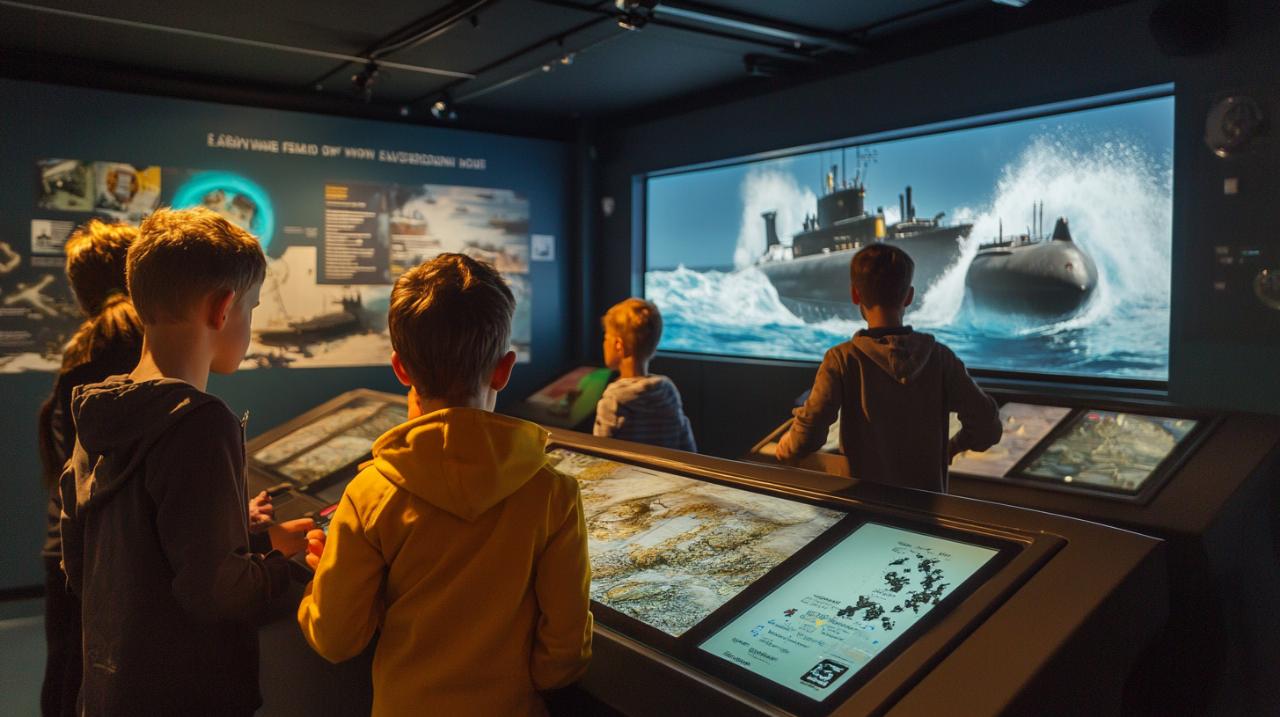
[171,171,275,250]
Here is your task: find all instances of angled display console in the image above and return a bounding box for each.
[246,389,409,522]
[745,388,1280,714]
[248,390,1168,716]
[752,398,1216,504]
[548,429,1166,716]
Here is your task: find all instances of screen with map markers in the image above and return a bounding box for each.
[698,522,999,701]
[1018,410,1199,493]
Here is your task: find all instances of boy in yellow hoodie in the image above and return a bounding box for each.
[297,253,592,716]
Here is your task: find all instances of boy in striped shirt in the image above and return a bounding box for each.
[594,298,697,452]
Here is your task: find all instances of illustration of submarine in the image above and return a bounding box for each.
[964,204,1097,318]
[256,294,370,355]
[758,153,971,321]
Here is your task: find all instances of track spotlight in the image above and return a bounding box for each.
[617,14,648,31]
[430,97,457,121]
[351,61,380,102]
[615,0,657,31]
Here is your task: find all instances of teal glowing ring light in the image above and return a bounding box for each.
[171,172,275,250]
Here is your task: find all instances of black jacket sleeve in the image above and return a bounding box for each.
[145,403,291,623]
[58,455,84,597]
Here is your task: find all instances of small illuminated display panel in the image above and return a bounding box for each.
[698,523,998,702]
[252,397,407,489]
[521,366,614,428]
[548,448,844,636]
[950,403,1072,478]
[1017,410,1199,493]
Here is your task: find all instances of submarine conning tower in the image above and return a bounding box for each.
[762,211,780,248]
[1051,216,1073,242]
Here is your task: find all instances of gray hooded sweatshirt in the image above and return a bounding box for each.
[593,375,697,452]
[779,327,1001,492]
[59,377,291,716]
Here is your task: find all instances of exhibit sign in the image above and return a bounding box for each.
[0,79,559,373]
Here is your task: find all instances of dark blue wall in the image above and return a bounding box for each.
[0,80,574,591]
[595,0,1280,459]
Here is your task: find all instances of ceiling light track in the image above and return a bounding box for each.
[0,0,474,79]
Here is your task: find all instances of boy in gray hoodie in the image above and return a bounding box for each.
[594,298,696,452]
[59,208,319,716]
[777,244,1001,492]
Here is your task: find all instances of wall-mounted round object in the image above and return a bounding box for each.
[1254,268,1280,310]
[1205,96,1265,158]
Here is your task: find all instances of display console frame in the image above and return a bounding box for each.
[637,83,1176,391]
[549,441,1036,716]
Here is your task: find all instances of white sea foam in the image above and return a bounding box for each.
[732,170,817,269]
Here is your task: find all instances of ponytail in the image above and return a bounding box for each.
[60,293,143,372]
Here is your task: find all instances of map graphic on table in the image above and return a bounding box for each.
[1021,410,1198,492]
[548,448,844,636]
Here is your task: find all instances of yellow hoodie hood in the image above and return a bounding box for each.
[298,407,593,717]
[371,407,550,522]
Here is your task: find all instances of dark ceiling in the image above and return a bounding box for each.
[0,0,1133,138]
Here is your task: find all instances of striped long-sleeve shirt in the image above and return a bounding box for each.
[593,375,697,452]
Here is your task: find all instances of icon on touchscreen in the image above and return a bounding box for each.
[800,659,849,690]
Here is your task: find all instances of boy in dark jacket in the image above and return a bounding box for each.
[777,244,1001,492]
[59,207,318,716]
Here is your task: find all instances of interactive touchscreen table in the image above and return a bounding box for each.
[249,394,1168,716]
[548,431,1166,717]
[246,390,409,520]
[750,400,1211,503]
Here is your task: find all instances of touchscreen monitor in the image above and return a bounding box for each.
[1018,410,1198,493]
[698,522,999,701]
[951,403,1072,478]
[253,398,391,466]
[257,400,407,488]
[548,448,844,636]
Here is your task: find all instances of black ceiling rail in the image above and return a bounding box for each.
[406,13,613,106]
[654,0,863,54]
[529,0,861,55]
[309,0,498,88]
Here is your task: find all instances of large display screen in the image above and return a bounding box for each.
[1017,410,1198,493]
[699,522,998,701]
[547,448,844,636]
[644,87,1173,381]
[253,397,407,489]
[951,403,1072,478]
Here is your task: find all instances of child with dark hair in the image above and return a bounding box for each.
[37,219,143,717]
[777,243,1001,492]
